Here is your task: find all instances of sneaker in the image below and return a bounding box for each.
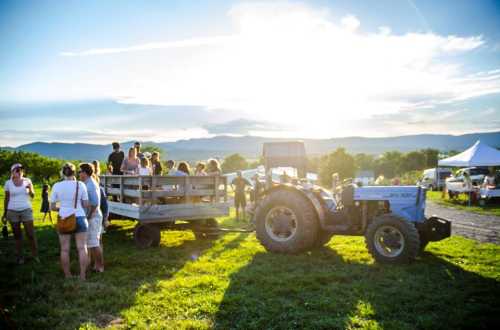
[16,256,25,265]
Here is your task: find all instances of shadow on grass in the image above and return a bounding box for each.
[214,247,500,329]
[0,220,217,329]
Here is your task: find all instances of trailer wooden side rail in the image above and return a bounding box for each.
[100,175,231,247]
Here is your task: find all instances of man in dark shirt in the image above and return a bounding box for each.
[107,142,124,175]
[134,141,144,160]
[231,171,251,221]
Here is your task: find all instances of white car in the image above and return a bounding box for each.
[445,167,489,194]
[420,168,452,190]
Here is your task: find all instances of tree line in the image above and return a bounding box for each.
[1,147,451,186]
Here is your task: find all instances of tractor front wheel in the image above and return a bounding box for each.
[365,214,420,264]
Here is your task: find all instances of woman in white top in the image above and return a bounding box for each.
[2,163,38,264]
[50,163,90,280]
[120,147,140,175]
[139,157,152,176]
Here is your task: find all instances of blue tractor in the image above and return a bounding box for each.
[254,142,451,264]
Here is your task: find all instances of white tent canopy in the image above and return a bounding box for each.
[438,140,500,167]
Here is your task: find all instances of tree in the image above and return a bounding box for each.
[375,151,403,178]
[354,153,375,170]
[318,148,355,186]
[422,148,439,168]
[221,153,248,173]
[141,145,165,157]
[401,151,426,173]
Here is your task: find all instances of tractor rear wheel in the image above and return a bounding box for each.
[365,214,420,264]
[134,223,161,249]
[255,190,318,253]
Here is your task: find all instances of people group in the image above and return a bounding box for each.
[2,161,108,281]
[1,141,257,279]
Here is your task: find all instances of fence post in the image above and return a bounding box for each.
[214,176,220,204]
[119,176,124,202]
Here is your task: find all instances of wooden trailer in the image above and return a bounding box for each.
[100,175,230,248]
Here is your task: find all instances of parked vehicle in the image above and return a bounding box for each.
[445,167,490,194]
[253,142,451,264]
[420,168,452,190]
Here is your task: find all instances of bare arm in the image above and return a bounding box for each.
[2,191,9,222]
[26,182,35,199]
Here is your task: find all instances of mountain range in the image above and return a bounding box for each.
[3,131,500,161]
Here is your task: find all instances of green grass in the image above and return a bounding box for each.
[427,191,500,216]
[1,187,499,329]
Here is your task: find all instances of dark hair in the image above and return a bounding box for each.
[134,141,141,146]
[43,184,49,190]
[62,162,76,177]
[112,142,120,149]
[167,160,175,167]
[152,151,159,157]
[178,162,190,175]
[79,163,94,176]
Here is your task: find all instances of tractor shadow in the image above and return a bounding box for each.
[0,220,220,329]
[214,245,500,329]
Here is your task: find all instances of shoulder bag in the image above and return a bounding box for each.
[57,181,79,234]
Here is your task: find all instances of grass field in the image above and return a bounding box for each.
[1,187,500,329]
[427,191,500,217]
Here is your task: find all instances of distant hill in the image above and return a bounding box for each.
[10,131,500,161]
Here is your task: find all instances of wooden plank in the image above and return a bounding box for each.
[108,201,140,219]
[214,176,220,203]
[119,176,124,202]
[137,202,231,221]
[138,176,143,206]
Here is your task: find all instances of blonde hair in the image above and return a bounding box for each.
[207,159,221,173]
[140,157,150,168]
[92,160,100,183]
[128,147,137,159]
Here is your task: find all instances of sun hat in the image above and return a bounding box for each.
[10,163,23,172]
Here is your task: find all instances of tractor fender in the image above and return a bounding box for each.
[260,184,326,228]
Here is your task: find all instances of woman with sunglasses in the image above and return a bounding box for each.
[1,163,38,264]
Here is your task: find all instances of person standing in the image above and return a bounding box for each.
[50,163,89,280]
[121,147,140,175]
[231,171,251,221]
[134,141,144,160]
[107,142,124,175]
[151,152,163,175]
[79,163,104,273]
[2,163,38,264]
[40,184,53,223]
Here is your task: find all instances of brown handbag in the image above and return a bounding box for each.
[57,181,79,234]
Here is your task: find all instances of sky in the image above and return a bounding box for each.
[1,0,500,147]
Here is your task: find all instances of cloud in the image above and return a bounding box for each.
[60,35,235,56]
[19,1,500,140]
[203,118,287,135]
[340,15,360,32]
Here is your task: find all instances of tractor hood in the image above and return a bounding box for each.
[354,186,426,223]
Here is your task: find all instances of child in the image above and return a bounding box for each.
[40,184,53,223]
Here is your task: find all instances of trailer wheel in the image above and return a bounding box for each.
[314,230,334,247]
[255,189,318,253]
[134,224,161,249]
[193,218,220,240]
[365,214,420,264]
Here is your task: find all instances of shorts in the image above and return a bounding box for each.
[6,209,34,223]
[234,193,247,208]
[75,216,88,233]
[87,212,103,248]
